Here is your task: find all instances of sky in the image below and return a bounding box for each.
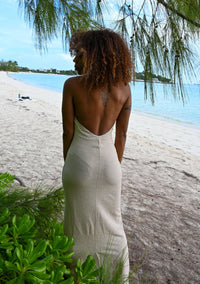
[0,0,75,70]
[0,0,200,82]
[0,0,119,71]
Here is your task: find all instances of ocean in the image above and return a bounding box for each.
[10,72,200,127]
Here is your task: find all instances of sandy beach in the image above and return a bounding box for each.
[0,71,200,283]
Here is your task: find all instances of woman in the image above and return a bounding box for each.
[62,29,132,279]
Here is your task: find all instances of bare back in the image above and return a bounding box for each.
[62,75,132,161]
[70,76,131,135]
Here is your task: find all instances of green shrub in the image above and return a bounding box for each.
[0,173,100,283]
[0,173,156,283]
[0,173,64,239]
[0,172,15,192]
[0,209,100,283]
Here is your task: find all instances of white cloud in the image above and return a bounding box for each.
[60,53,73,60]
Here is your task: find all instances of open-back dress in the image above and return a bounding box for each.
[62,118,129,276]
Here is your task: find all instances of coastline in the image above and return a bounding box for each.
[9,71,200,128]
[1,71,200,283]
[7,71,200,158]
[8,70,171,84]
[7,71,62,108]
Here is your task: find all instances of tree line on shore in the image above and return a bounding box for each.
[0,60,77,76]
[0,59,171,83]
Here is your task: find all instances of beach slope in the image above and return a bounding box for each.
[0,71,200,283]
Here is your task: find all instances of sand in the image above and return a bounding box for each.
[0,71,200,283]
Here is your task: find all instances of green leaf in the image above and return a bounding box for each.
[0,208,10,224]
[15,246,23,262]
[6,246,14,257]
[76,258,81,269]
[15,261,22,271]
[29,261,46,273]
[5,261,19,272]
[30,269,50,280]
[28,256,53,272]
[0,243,14,250]
[65,237,74,252]
[52,221,64,237]
[38,255,54,265]
[0,172,15,191]
[52,267,64,282]
[82,255,96,276]
[0,224,8,236]
[18,215,35,234]
[60,276,74,284]
[12,215,17,227]
[16,276,25,284]
[23,258,29,267]
[52,235,74,252]
[21,230,36,240]
[29,240,47,263]
[53,235,63,248]
[58,251,74,263]
[24,240,34,258]
[25,272,51,283]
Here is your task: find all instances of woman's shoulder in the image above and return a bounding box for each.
[112,82,131,98]
[63,75,84,93]
[117,81,131,90]
[64,75,82,86]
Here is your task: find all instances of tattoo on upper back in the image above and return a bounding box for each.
[124,105,131,111]
[101,88,109,107]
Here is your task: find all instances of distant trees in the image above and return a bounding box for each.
[0,59,170,82]
[0,60,77,75]
[136,72,171,83]
[0,60,19,72]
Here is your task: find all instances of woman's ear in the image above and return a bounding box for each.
[74,48,87,75]
[78,48,87,75]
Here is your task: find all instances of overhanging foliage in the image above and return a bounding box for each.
[18,0,200,102]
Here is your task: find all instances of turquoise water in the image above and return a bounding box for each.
[10,72,200,127]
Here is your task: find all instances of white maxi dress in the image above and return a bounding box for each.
[62,118,129,278]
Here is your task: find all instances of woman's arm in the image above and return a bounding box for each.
[114,86,132,163]
[62,78,75,161]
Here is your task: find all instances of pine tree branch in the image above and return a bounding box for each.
[158,0,200,28]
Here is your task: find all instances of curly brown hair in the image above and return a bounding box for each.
[69,29,133,91]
